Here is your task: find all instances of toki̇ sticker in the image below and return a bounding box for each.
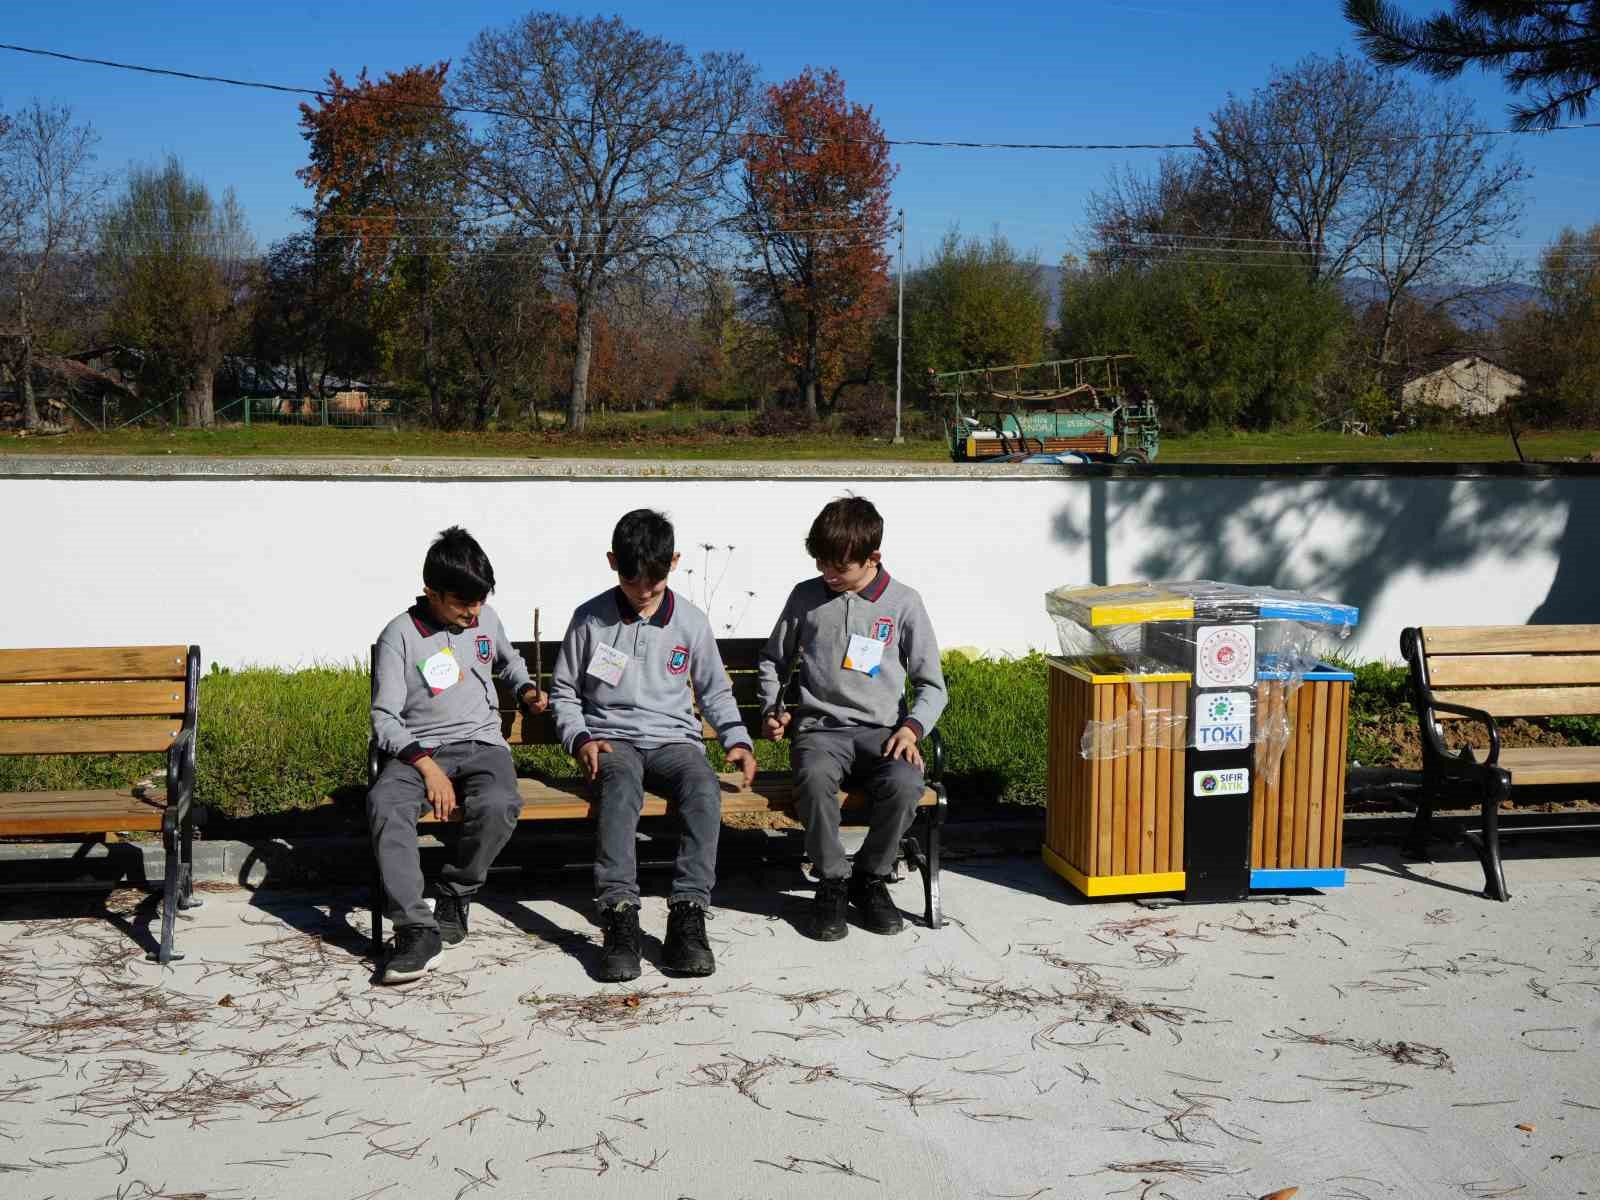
[1193,768,1250,797]
[1195,625,1256,689]
[1195,690,1252,751]
[667,645,690,675]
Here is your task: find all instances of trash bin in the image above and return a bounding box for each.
[1042,581,1357,902]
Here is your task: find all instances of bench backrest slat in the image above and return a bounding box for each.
[0,646,189,683]
[493,637,776,749]
[1423,685,1600,720]
[0,645,197,758]
[1426,654,1600,687]
[0,681,188,720]
[0,718,182,756]
[1420,625,1600,655]
[1413,626,1600,723]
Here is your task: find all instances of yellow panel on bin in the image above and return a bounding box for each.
[1048,582,1195,627]
[1043,844,1185,897]
[1050,656,1191,686]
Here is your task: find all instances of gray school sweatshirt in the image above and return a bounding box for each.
[549,588,752,755]
[372,598,537,764]
[756,567,948,737]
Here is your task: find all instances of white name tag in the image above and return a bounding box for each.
[418,647,461,695]
[587,642,630,687]
[843,634,885,677]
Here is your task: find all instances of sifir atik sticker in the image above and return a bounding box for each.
[1193,768,1251,796]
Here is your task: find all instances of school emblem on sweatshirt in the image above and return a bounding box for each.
[667,645,690,675]
[474,635,493,664]
[870,616,895,644]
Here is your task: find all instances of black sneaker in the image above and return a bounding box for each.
[849,874,904,935]
[435,893,470,948]
[808,877,849,942]
[663,902,715,976]
[382,924,442,985]
[597,902,642,982]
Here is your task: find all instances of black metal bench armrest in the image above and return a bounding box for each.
[368,735,383,789]
[165,726,197,816]
[1422,696,1502,770]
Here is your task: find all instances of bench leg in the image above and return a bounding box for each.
[152,812,184,964]
[1470,776,1511,902]
[178,809,203,913]
[1403,790,1435,860]
[904,790,945,929]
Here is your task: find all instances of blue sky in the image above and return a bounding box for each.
[2,1,1594,271]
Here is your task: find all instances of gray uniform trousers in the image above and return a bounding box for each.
[368,740,521,929]
[793,725,924,881]
[594,741,722,909]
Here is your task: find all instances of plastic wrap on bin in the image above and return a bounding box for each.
[1046,579,1357,784]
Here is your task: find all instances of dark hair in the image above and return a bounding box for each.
[422,526,495,602]
[612,509,676,582]
[805,495,883,564]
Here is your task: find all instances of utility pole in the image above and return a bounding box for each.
[894,208,905,445]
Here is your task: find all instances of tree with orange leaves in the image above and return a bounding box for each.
[297,64,466,424]
[740,68,895,418]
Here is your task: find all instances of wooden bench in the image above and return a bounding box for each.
[0,645,202,961]
[367,636,946,953]
[1401,624,1600,900]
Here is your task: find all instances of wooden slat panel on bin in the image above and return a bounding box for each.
[1421,625,1600,655]
[1170,681,1185,873]
[0,719,180,755]
[0,646,188,683]
[1110,686,1127,876]
[1096,683,1113,875]
[1153,682,1170,872]
[1138,695,1156,873]
[1328,681,1350,868]
[1295,686,1316,868]
[1305,685,1328,868]
[0,681,186,719]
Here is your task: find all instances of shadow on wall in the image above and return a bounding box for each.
[1050,474,1590,641]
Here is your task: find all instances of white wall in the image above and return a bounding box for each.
[5,471,1589,668]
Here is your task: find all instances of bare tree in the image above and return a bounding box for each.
[0,100,102,429]
[457,12,756,432]
[1200,54,1405,282]
[1356,89,1525,371]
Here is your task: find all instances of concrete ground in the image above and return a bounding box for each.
[2,843,1597,1200]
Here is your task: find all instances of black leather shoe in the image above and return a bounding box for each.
[808,877,849,941]
[849,874,904,934]
[435,893,470,947]
[663,901,715,976]
[597,902,642,982]
[382,924,442,984]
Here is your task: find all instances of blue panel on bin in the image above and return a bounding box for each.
[1257,602,1360,626]
[1256,658,1355,682]
[1250,868,1346,890]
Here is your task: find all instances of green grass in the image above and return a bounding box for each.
[6,423,1595,464]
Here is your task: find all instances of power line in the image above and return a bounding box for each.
[6,41,1600,152]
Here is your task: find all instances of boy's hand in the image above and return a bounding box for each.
[763,710,792,741]
[577,739,613,782]
[520,686,550,715]
[882,726,924,770]
[726,745,758,789]
[416,756,458,821]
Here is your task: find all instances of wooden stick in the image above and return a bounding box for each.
[533,609,542,693]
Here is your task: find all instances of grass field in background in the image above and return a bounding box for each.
[5,422,1596,463]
